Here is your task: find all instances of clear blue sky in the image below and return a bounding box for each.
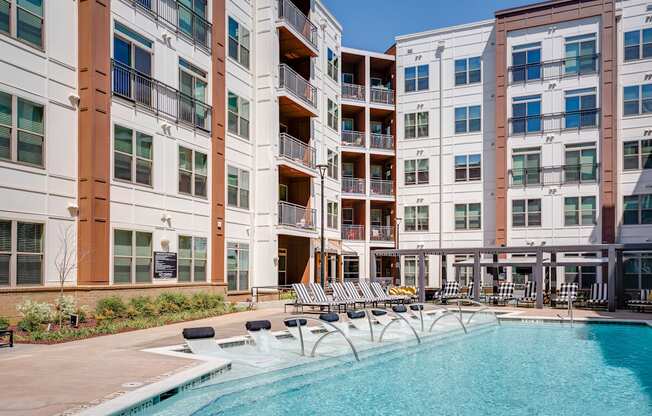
[322,0,533,52]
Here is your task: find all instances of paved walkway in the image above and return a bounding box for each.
[0,305,649,416]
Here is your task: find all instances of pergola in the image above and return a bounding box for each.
[370,243,652,312]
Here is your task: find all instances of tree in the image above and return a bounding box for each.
[53,224,87,327]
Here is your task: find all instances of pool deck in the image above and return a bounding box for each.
[0,305,649,416]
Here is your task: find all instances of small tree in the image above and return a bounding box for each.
[53,224,87,326]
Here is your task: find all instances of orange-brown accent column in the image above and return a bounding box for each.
[211,0,226,283]
[78,0,111,284]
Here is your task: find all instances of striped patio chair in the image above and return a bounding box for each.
[438,281,460,302]
[344,281,366,305]
[371,281,408,303]
[517,281,536,307]
[358,281,391,306]
[309,282,348,311]
[331,282,366,307]
[291,283,336,312]
[586,283,608,308]
[627,289,652,312]
[462,281,475,299]
[489,281,515,305]
[554,282,579,306]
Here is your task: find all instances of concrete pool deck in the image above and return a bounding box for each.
[0,305,649,416]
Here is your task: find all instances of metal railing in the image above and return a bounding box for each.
[277,0,318,50]
[342,177,365,194]
[279,64,317,109]
[508,163,600,187]
[370,225,394,241]
[278,201,316,230]
[370,87,394,105]
[508,54,599,84]
[279,133,316,169]
[250,285,295,303]
[111,60,212,131]
[131,0,212,51]
[342,83,365,101]
[342,224,365,240]
[370,133,394,150]
[342,130,365,147]
[370,179,394,196]
[509,109,600,136]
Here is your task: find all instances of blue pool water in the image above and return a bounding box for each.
[145,323,652,416]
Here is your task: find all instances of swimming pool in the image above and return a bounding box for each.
[138,322,652,416]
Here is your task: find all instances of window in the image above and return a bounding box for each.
[565,88,597,128]
[227,166,250,209]
[623,84,652,116]
[454,255,473,287]
[178,0,209,47]
[343,256,359,281]
[511,43,541,82]
[404,256,429,287]
[455,203,481,230]
[113,125,152,186]
[624,28,652,61]
[512,95,541,134]
[564,144,597,182]
[179,59,209,128]
[0,0,44,49]
[404,65,429,92]
[511,149,541,186]
[624,139,652,171]
[0,220,43,286]
[327,149,338,179]
[327,201,338,229]
[404,159,429,185]
[342,73,354,84]
[227,242,249,291]
[113,23,153,104]
[0,91,44,167]
[623,254,652,290]
[113,229,152,284]
[227,92,250,139]
[342,207,353,225]
[624,194,652,225]
[404,112,429,139]
[405,206,429,232]
[178,147,207,197]
[454,106,481,134]
[327,99,339,131]
[327,48,339,82]
[455,154,481,182]
[564,254,597,289]
[178,236,207,282]
[512,199,542,227]
[564,196,596,226]
[341,118,354,132]
[228,17,250,68]
[564,33,597,74]
[454,57,481,86]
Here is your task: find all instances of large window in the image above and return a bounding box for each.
[113,229,152,284]
[227,17,250,68]
[178,147,207,197]
[177,0,208,46]
[227,242,249,291]
[624,254,652,290]
[564,253,597,289]
[0,91,44,167]
[113,23,154,105]
[327,48,339,82]
[179,59,209,128]
[512,95,541,134]
[623,194,652,225]
[511,149,540,186]
[454,57,481,85]
[564,144,597,182]
[624,28,652,62]
[113,125,153,186]
[227,92,250,139]
[405,206,429,232]
[404,65,429,92]
[565,88,597,128]
[227,166,250,209]
[404,256,429,287]
[404,159,429,185]
[327,149,338,179]
[454,106,481,134]
[0,220,43,286]
[564,33,597,74]
[455,154,481,182]
[0,0,43,49]
[455,203,481,230]
[178,236,207,282]
[511,43,541,82]
[623,84,652,116]
[404,112,429,139]
[564,196,596,226]
[624,139,652,171]
[327,201,338,229]
[327,99,339,131]
[512,199,541,228]
[343,256,359,281]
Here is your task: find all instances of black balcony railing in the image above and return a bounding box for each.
[279,133,316,169]
[131,0,212,51]
[509,109,599,136]
[508,54,599,84]
[277,0,318,50]
[508,163,600,187]
[112,60,212,131]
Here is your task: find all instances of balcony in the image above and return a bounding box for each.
[508,54,599,84]
[370,87,394,105]
[277,0,318,57]
[278,64,318,117]
[131,0,212,51]
[342,83,365,101]
[370,179,394,197]
[342,130,365,148]
[508,164,600,187]
[509,109,599,136]
[370,133,394,150]
[370,225,394,242]
[342,224,365,240]
[342,177,365,195]
[112,60,212,131]
[279,133,316,170]
[278,201,316,230]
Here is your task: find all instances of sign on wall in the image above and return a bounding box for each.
[154,251,178,279]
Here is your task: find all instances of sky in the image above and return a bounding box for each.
[322,0,534,52]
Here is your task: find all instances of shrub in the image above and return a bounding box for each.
[75,305,90,323]
[95,296,127,321]
[17,300,53,332]
[0,316,9,330]
[156,292,190,314]
[53,295,77,323]
[128,296,159,317]
[190,292,224,310]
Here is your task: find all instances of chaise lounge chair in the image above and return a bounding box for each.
[627,289,652,312]
[516,281,536,307]
[310,282,351,312]
[438,281,460,303]
[488,281,515,305]
[371,281,410,304]
[289,283,340,313]
[331,282,367,308]
[553,283,578,308]
[585,283,608,309]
